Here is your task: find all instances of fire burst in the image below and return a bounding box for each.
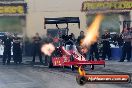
[81,14,104,48]
[78,66,86,76]
[41,43,55,56]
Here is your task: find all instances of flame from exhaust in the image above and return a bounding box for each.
[41,43,55,56]
[78,66,86,76]
[81,14,104,47]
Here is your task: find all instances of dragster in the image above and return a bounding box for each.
[44,17,105,70]
[47,40,105,70]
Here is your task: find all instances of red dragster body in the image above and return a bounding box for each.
[49,45,105,70]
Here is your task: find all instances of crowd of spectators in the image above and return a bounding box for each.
[0,27,131,65]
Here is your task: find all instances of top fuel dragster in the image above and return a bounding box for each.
[44,17,105,70]
[47,39,105,70]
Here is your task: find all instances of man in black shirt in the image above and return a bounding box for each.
[77,31,85,46]
[101,30,111,60]
[77,31,87,58]
[32,33,43,64]
[13,33,22,64]
[2,32,13,65]
[89,42,99,61]
[70,33,76,42]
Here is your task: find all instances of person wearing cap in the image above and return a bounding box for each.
[1,32,13,65]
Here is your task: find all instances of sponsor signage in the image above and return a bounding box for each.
[0,3,27,15]
[82,1,132,13]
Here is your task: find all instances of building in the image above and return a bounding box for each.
[0,0,132,39]
[26,0,86,38]
[26,0,132,38]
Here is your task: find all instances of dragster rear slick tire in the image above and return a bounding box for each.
[76,75,87,86]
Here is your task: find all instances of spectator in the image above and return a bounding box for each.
[70,33,76,42]
[77,31,88,58]
[117,34,124,47]
[119,28,132,62]
[1,32,13,65]
[32,33,43,64]
[101,30,111,60]
[89,42,100,61]
[13,33,22,64]
[77,31,85,46]
[43,34,53,65]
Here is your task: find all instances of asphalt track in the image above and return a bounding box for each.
[0,60,131,88]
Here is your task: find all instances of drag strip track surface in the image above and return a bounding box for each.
[0,61,131,88]
[31,64,132,88]
[31,61,132,88]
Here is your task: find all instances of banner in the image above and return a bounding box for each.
[0,3,27,15]
[82,1,132,12]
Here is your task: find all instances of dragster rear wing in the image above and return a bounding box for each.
[44,17,80,29]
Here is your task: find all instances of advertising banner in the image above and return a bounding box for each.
[82,1,132,13]
[0,3,27,15]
